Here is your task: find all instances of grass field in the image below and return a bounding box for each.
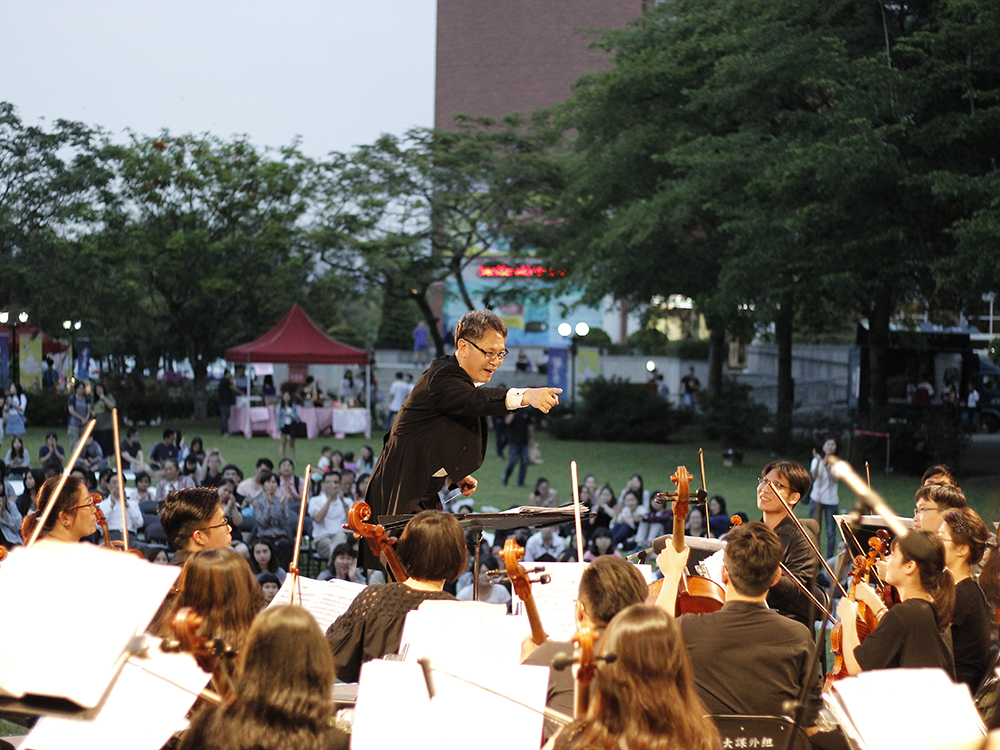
[17,418,999,522]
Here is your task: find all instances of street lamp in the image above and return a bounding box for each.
[64,320,82,386]
[1,310,28,386]
[558,321,590,411]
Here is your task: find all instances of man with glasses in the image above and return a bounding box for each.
[366,310,562,548]
[757,460,820,627]
[913,483,966,532]
[158,487,233,565]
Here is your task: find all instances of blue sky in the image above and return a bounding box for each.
[1,0,437,157]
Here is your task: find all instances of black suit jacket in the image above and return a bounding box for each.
[366,356,512,520]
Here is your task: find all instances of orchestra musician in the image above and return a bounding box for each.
[158,487,234,565]
[364,310,561,527]
[913,483,967,532]
[939,507,997,691]
[836,531,956,680]
[655,522,823,733]
[179,605,349,750]
[522,556,649,743]
[325,510,467,682]
[544,605,719,750]
[756,461,820,627]
[21,476,97,543]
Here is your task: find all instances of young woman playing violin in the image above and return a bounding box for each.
[836,531,955,679]
[545,604,718,750]
[22,476,97,542]
[325,510,467,683]
[939,508,997,690]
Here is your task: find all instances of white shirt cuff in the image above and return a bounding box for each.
[506,388,528,410]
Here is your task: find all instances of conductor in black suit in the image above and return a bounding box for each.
[366,310,562,524]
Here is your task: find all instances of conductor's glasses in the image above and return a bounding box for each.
[462,338,508,362]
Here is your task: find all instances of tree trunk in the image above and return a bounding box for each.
[774,296,795,452]
[453,260,477,311]
[707,326,726,399]
[868,291,892,432]
[191,353,209,420]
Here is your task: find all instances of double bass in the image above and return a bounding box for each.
[648,466,726,615]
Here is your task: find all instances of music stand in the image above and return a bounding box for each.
[381,508,589,601]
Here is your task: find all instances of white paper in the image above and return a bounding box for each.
[400,602,526,664]
[351,658,549,750]
[0,542,179,708]
[270,575,366,632]
[26,637,208,750]
[833,668,984,749]
[509,561,586,642]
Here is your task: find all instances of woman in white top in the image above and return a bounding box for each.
[809,437,840,557]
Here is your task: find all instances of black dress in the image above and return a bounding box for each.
[855,598,956,680]
[325,582,456,682]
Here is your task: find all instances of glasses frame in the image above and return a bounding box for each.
[461,338,508,363]
[196,519,232,533]
[757,477,789,492]
[68,498,98,512]
[913,505,941,517]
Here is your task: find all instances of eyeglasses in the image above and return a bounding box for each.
[757,477,789,492]
[914,506,940,517]
[197,519,232,533]
[68,497,98,512]
[461,338,508,362]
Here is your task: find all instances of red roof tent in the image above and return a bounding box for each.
[224,304,368,365]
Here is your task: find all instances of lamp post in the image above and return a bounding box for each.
[1,311,29,387]
[557,321,590,412]
[63,320,82,386]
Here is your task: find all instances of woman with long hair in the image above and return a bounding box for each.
[179,605,348,750]
[20,475,97,543]
[4,435,29,477]
[549,605,718,750]
[838,531,956,679]
[156,548,263,696]
[939,508,995,690]
[16,467,44,516]
[326,510,467,682]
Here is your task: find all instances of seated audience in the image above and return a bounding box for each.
[155,459,196,504]
[38,431,66,466]
[309,471,349,563]
[149,428,181,473]
[317,543,367,585]
[457,556,512,607]
[250,538,287,584]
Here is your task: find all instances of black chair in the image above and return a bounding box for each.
[710,715,812,750]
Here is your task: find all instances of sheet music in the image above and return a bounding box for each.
[0,541,179,708]
[400,602,525,664]
[833,668,984,749]
[269,575,366,632]
[26,637,208,750]
[352,658,549,750]
[498,505,589,516]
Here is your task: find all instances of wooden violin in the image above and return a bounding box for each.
[825,533,885,691]
[160,607,229,704]
[344,500,408,582]
[648,467,726,615]
[502,538,550,646]
[94,493,145,559]
[571,624,597,718]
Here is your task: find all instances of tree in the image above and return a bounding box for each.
[310,119,561,355]
[97,132,312,417]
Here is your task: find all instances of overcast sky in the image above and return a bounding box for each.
[1,0,437,158]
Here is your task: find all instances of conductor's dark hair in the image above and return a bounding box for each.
[723,522,782,597]
[578,555,648,628]
[762,460,811,500]
[395,510,467,583]
[159,488,221,550]
[455,309,507,342]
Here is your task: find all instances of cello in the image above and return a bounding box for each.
[344,500,408,583]
[648,466,726,615]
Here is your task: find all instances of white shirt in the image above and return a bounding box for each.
[308,492,351,537]
[99,489,144,533]
[810,457,839,506]
[388,379,411,411]
[524,530,565,562]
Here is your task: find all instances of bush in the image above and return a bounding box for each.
[702,378,771,447]
[864,409,968,476]
[25,392,69,428]
[547,377,678,443]
[627,328,670,355]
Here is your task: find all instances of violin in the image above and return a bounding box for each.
[571,625,597,718]
[160,607,230,704]
[501,538,550,646]
[825,533,885,691]
[344,500,408,582]
[648,467,726,615]
[94,493,146,559]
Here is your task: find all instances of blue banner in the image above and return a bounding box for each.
[547,347,569,394]
[0,333,8,388]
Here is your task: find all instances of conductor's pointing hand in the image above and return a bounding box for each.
[522,388,562,413]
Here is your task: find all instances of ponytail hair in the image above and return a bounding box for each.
[894,531,955,631]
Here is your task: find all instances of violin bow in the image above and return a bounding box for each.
[288,463,312,605]
[779,562,836,624]
[699,447,712,539]
[111,408,131,551]
[571,460,584,563]
[765,476,849,600]
[26,419,96,548]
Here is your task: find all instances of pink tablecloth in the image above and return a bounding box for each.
[230,405,369,438]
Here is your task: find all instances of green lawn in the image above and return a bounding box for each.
[17,418,998,523]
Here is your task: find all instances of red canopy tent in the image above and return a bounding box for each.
[224,304,368,365]
[224,304,370,437]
